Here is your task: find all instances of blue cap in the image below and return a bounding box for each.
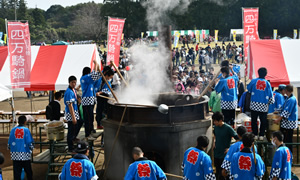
[278,84,286,91]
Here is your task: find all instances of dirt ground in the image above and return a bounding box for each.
[0,92,105,179]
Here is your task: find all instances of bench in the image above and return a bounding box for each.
[32,128,103,164]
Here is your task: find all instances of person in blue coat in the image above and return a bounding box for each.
[95,68,114,129]
[221,126,258,179]
[59,141,98,180]
[80,60,101,140]
[275,84,298,153]
[124,147,166,180]
[247,67,274,140]
[230,133,265,180]
[269,131,292,180]
[215,66,239,126]
[182,135,216,180]
[8,115,34,180]
[268,84,286,113]
[64,76,79,152]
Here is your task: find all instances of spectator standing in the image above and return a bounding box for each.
[172,48,176,67]
[175,48,180,67]
[195,43,199,56]
[102,51,107,65]
[204,53,210,72]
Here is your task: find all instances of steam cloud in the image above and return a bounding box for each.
[142,0,191,31]
[118,44,171,105]
[118,0,191,105]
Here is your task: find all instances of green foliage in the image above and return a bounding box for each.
[0,0,300,42]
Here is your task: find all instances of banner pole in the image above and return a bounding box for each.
[5,19,16,125]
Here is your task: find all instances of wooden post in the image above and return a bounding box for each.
[110,61,128,87]
[99,70,119,103]
[159,25,172,82]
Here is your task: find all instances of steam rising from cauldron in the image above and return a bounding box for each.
[118,44,171,105]
[118,0,192,105]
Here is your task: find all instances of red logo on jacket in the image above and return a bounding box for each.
[256,80,266,91]
[138,163,151,177]
[238,155,252,171]
[70,161,83,177]
[187,150,199,165]
[286,149,291,162]
[15,128,24,139]
[227,79,235,89]
[239,144,244,151]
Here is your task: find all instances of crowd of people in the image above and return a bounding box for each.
[5,39,299,179]
[171,41,244,98]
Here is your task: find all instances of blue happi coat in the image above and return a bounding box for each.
[230,148,265,180]
[94,77,112,96]
[280,94,298,129]
[269,145,292,180]
[8,125,34,161]
[221,141,257,176]
[64,87,79,122]
[124,158,166,180]
[247,78,274,112]
[182,147,215,180]
[268,90,285,113]
[59,154,98,180]
[80,71,101,106]
[215,75,238,110]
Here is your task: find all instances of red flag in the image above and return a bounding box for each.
[7,21,31,88]
[107,17,125,67]
[243,8,259,78]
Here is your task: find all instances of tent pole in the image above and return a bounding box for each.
[30,93,33,113]
[11,92,16,127]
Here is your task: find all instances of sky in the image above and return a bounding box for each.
[26,0,104,11]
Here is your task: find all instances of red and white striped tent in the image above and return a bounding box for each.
[247,39,300,87]
[0,44,100,91]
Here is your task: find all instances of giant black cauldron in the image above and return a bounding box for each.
[102,93,212,180]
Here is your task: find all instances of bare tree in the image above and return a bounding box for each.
[72,3,106,42]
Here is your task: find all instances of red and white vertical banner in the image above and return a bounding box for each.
[106,17,125,67]
[243,8,259,78]
[7,21,31,88]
